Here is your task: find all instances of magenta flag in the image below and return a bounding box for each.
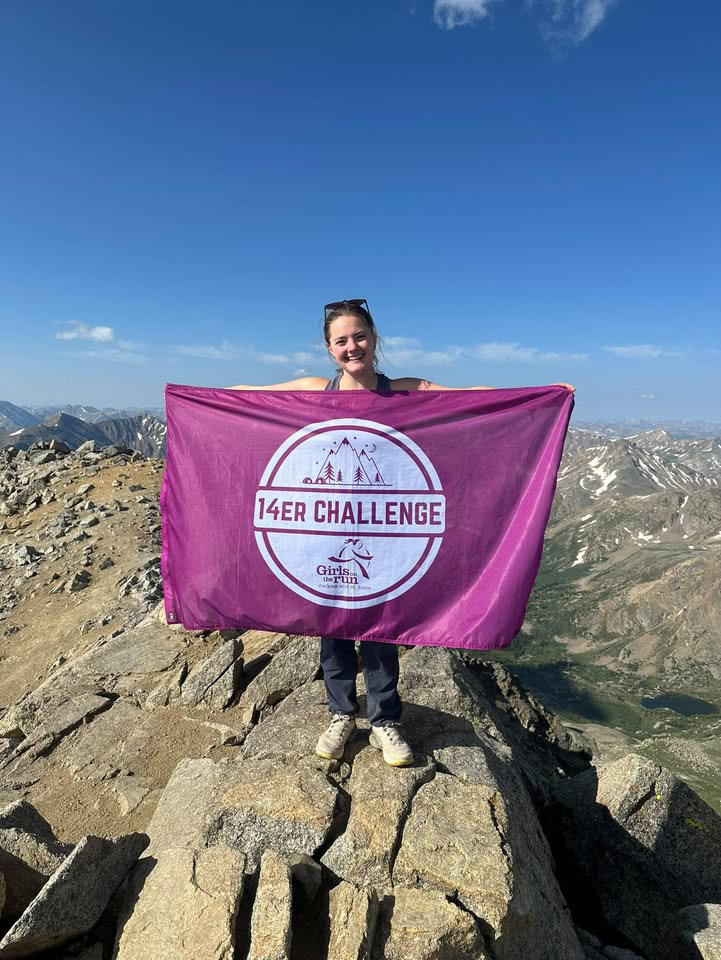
[160,383,573,650]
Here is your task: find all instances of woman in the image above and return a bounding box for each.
[230,298,574,767]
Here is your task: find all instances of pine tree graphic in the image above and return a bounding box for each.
[353,466,364,483]
[324,462,335,482]
[337,469,343,482]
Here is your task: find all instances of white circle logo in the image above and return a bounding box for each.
[253,418,445,608]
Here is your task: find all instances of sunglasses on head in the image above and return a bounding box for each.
[323,299,372,320]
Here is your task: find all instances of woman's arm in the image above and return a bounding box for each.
[225,377,329,391]
[389,377,575,392]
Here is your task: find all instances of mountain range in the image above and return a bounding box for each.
[0,402,167,458]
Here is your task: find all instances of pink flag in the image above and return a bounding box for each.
[160,383,573,650]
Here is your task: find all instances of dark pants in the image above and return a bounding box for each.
[320,636,401,727]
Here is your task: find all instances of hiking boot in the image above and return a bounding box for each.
[369,723,414,767]
[315,713,356,760]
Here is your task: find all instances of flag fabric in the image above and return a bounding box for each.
[160,382,573,650]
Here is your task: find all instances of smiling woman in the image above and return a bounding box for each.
[227,298,504,392]
[224,297,574,769]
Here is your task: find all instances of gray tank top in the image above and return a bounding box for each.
[324,372,393,391]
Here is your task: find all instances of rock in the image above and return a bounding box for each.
[0,692,110,744]
[113,846,245,960]
[328,881,378,960]
[65,571,90,593]
[603,948,645,960]
[180,638,243,709]
[0,800,73,917]
[75,441,97,454]
[62,701,146,780]
[71,621,183,697]
[237,634,320,714]
[322,745,434,889]
[206,757,338,870]
[0,833,148,957]
[288,853,322,902]
[49,440,71,454]
[147,755,336,869]
[241,680,330,763]
[146,758,227,855]
[0,870,5,917]
[393,772,584,960]
[144,662,188,708]
[675,903,721,960]
[376,886,488,960]
[248,850,292,960]
[553,754,721,960]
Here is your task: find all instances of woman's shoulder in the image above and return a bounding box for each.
[387,376,434,391]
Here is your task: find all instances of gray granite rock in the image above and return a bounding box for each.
[206,757,337,870]
[554,754,721,960]
[237,634,320,715]
[146,758,226,856]
[675,903,721,960]
[0,800,73,918]
[0,833,148,957]
[375,886,488,960]
[180,638,243,709]
[113,846,245,960]
[241,681,330,763]
[322,745,434,889]
[248,850,292,960]
[147,755,337,870]
[328,881,378,960]
[288,853,322,902]
[394,772,584,960]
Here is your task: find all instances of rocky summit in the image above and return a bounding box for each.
[0,441,720,959]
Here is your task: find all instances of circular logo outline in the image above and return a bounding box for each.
[254,418,444,609]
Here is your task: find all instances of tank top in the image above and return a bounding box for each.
[324,372,393,392]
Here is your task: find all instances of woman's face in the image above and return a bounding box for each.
[327,314,376,376]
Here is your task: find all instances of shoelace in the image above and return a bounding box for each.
[380,724,405,745]
[330,714,353,730]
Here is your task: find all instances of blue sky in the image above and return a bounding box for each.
[0,0,719,421]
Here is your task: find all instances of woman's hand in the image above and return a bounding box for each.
[551,382,575,392]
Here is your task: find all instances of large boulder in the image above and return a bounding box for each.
[0,801,73,918]
[0,833,147,957]
[237,634,320,716]
[113,846,246,960]
[146,754,337,870]
[180,638,243,710]
[328,881,378,960]
[375,886,489,960]
[552,754,721,960]
[322,745,434,888]
[248,849,292,960]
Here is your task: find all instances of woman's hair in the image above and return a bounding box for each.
[323,301,384,369]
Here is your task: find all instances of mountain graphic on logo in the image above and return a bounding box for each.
[312,436,386,485]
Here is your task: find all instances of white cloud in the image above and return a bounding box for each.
[537,0,617,47]
[171,342,316,366]
[383,336,422,349]
[433,0,498,29]
[173,343,230,360]
[55,323,114,342]
[604,344,685,359]
[640,393,656,400]
[382,337,587,368]
[63,347,147,365]
[467,341,588,362]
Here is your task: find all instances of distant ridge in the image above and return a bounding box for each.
[0,410,167,457]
